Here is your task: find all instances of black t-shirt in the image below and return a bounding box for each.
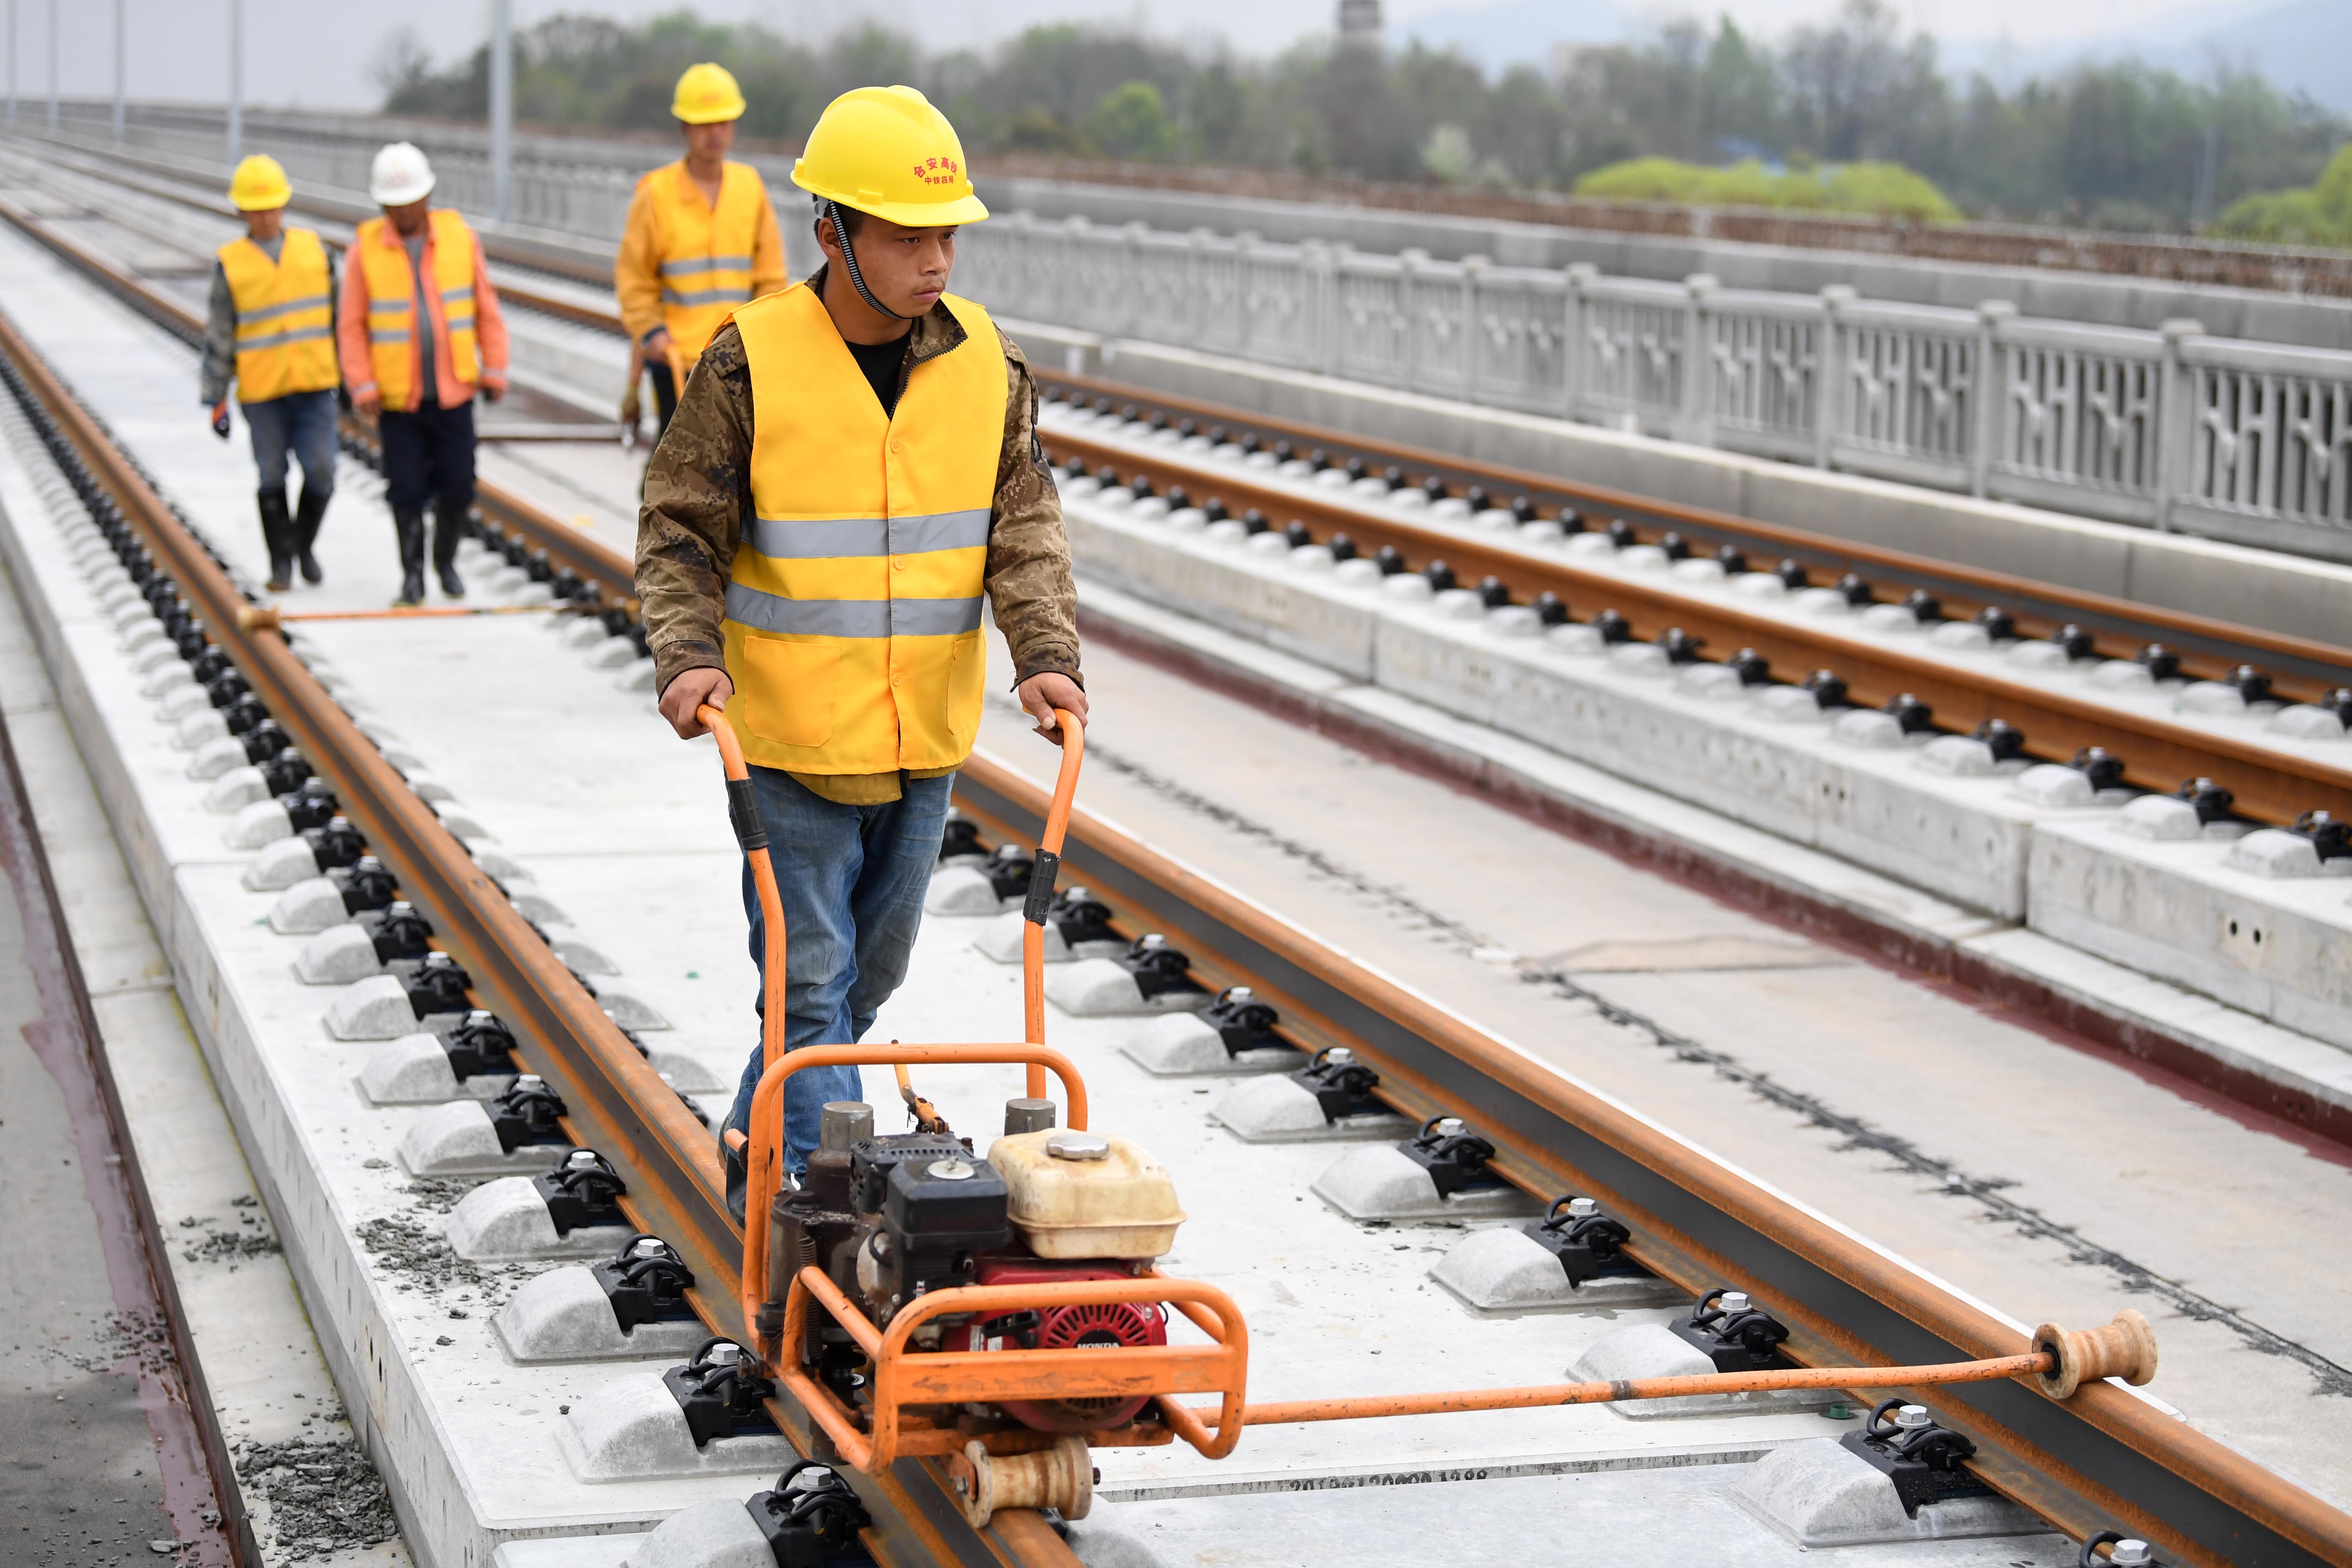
[844,332,912,417]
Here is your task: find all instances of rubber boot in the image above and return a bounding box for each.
[392,509,426,607]
[291,485,328,584]
[430,499,467,599]
[257,489,294,592]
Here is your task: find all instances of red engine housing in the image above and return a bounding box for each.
[960,1258,1166,1433]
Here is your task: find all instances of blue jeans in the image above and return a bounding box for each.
[721,767,954,1195]
[242,388,338,501]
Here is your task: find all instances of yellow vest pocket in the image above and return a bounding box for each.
[739,636,841,749]
[944,632,987,741]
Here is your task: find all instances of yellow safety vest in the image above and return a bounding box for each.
[646,161,767,363]
[218,227,338,403]
[355,209,480,412]
[724,284,1005,775]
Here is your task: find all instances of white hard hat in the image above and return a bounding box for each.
[369,142,436,206]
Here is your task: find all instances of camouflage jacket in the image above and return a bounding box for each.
[634,276,1080,703]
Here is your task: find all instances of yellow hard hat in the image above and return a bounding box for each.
[672,63,746,125]
[228,154,291,212]
[792,86,988,228]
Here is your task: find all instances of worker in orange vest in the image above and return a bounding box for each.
[335,142,509,606]
[615,63,787,438]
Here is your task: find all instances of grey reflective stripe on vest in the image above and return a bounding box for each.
[368,329,410,343]
[742,509,990,561]
[237,325,333,351]
[662,284,754,307]
[724,583,984,638]
[660,255,754,277]
[237,293,331,327]
[370,297,412,314]
[441,286,474,303]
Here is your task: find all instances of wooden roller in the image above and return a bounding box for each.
[2034,1309,2159,1399]
[947,1435,1094,1529]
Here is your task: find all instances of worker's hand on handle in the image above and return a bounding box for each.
[1017,672,1088,747]
[659,667,735,739]
[351,386,382,422]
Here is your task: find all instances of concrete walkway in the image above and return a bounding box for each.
[0,720,228,1567]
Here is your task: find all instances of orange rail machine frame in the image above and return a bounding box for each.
[700,702,1251,1476]
[696,701,2160,1506]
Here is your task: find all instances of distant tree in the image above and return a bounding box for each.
[2216,142,2352,245]
[1083,83,1176,160]
[369,27,436,104]
[1780,0,1946,165]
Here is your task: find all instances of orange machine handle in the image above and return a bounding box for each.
[700,704,785,1079]
[1021,708,1085,1097]
[740,1042,1090,1360]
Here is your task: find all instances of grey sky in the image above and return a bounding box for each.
[0,0,2300,114]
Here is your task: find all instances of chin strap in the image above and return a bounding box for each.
[826,200,912,322]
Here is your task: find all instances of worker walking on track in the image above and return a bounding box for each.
[615,63,787,439]
[634,86,1086,1207]
[336,142,509,607]
[201,155,340,593]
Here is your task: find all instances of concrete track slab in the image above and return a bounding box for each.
[963,618,2352,1505]
[1045,443,2352,1089]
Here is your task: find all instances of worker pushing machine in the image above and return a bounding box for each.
[201,155,340,593]
[336,142,509,607]
[616,63,787,438]
[634,85,1087,1205]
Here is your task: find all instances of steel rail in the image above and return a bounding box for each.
[17,146,2352,1562]
[1038,421,2352,828]
[0,305,1076,1568]
[942,760,2352,1568]
[1035,369,2352,692]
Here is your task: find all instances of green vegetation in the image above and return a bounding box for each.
[1573,157,1960,221]
[372,1,2349,233]
[2215,143,2352,245]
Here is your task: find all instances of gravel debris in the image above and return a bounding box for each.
[354,1212,530,1304]
[43,1307,178,1376]
[175,1207,282,1267]
[398,1177,476,1215]
[231,1437,399,1562]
